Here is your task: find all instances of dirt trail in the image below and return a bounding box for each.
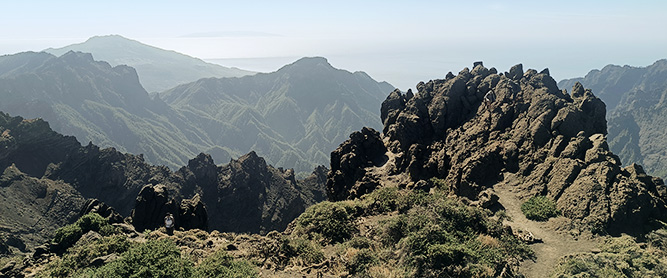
[494,180,600,278]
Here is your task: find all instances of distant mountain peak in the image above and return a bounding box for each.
[279,56,335,73]
[45,35,255,92]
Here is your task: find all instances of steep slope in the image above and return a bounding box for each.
[163,57,395,172]
[45,35,254,92]
[0,51,211,169]
[328,63,667,235]
[559,60,667,178]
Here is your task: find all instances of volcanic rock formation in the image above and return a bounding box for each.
[327,62,667,234]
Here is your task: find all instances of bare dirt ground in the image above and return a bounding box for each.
[494,177,601,278]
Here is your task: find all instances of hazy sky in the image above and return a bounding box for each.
[2,0,666,90]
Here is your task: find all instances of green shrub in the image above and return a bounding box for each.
[52,224,83,251]
[38,235,130,278]
[95,238,193,278]
[76,213,108,232]
[295,201,358,244]
[193,249,258,278]
[280,237,325,265]
[364,186,400,214]
[521,195,560,221]
[52,213,115,250]
[346,236,374,250]
[347,248,379,275]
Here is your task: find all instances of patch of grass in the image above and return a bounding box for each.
[521,195,560,221]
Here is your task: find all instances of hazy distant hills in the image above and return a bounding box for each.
[0,51,210,169]
[0,49,393,172]
[559,59,667,178]
[45,35,254,92]
[163,57,394,172]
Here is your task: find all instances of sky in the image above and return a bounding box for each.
[1,0,666,90]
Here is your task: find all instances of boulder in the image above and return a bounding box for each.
[131,184,179,232]
[179,194,209,231]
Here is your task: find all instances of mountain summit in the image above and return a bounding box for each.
[45,35,254,92]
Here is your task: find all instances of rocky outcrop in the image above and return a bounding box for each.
[0,113,80,177]
[176,152,327,234]
[327,127,387,201]
[130,184,208,232]
[327,62,667,234]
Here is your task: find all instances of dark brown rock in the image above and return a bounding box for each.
[131,184,179,232]
[327,127,387,201]
[179,194,208,231]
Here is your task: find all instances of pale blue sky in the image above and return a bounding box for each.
[1,1,666,89]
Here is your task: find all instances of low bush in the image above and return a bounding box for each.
[294,201,358,244]
[52,213,116,251]
[521,195,560,221]
[193,249,258,278]
[280,237,325,265]
[95,238,193,278]
[347,248,379,275]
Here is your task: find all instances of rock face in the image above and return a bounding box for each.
[328,62,667,234]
